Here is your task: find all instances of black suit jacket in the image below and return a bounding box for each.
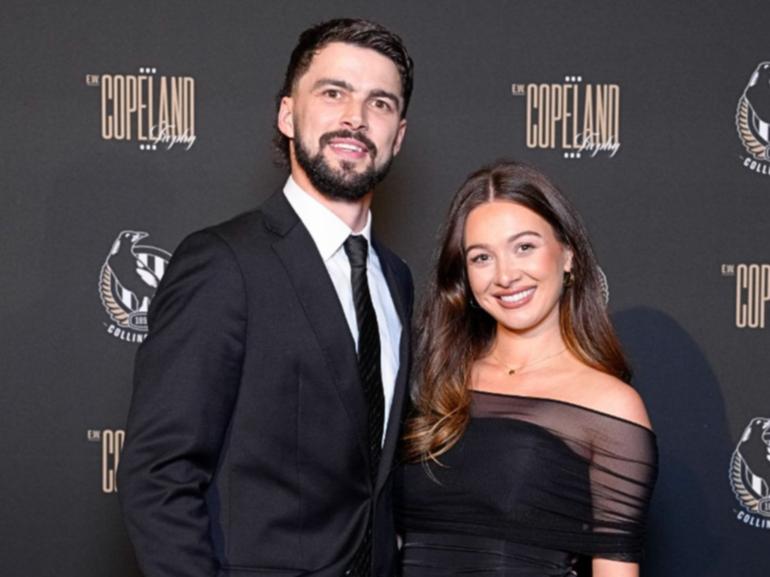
[118,191,414,577]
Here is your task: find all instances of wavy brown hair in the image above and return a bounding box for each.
[403,161,631,463]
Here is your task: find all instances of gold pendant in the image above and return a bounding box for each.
[508,369,516,375]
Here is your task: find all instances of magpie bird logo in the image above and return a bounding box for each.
[99,230,171,341]
[597,266,610,305]
[730,417,770,519]
[737,63,770,162]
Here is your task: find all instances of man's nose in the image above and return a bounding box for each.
[340,99,368,131]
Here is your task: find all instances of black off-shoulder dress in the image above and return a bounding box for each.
[396,391,658,576]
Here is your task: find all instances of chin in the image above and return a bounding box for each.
[494,309,559,334]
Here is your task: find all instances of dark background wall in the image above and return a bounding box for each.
[2,1,769,575]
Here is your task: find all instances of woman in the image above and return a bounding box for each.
[397,162,657,576]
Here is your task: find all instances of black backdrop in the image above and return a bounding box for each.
[2,1,769,575]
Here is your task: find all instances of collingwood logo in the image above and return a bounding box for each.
[736,62,770,175]
[85,68,196,150]
[512,76,621,159]
[598,266,610,305]
[721,263,770,329]
[730,418,770,529]
[87,428,125,494]
[99,230,171,343]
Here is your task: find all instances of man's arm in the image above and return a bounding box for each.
[118,230,246,577]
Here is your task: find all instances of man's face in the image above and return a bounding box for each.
[278,42,407,201]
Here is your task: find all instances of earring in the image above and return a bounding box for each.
[563,270,573,288]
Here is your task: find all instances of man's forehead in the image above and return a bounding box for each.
[297,42,402,91]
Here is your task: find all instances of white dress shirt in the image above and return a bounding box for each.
[283,176,401,445]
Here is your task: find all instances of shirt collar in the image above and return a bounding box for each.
[282,176,373,261]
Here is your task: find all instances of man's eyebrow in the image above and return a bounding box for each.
[310,79,402,110]
[311,78,354,92]
[369,89,401,110]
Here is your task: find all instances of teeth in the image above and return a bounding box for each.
[500,288,534,303]
[332,143,364,152]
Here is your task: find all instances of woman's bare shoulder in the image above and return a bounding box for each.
[569,367,652,430]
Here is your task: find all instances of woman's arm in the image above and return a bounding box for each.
[593,558,639,577]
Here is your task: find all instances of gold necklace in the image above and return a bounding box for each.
[491,348,566,376]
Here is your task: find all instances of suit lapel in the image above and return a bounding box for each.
[264,192,412,490]
[373,239,411,491]
[264,192,370,463]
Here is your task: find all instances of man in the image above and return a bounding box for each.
[118,18,414,577]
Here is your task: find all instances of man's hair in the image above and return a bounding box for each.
[273,18,414,166]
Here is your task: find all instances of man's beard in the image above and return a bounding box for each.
[293,128,394,202]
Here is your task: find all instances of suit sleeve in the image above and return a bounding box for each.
[118,230,246,577]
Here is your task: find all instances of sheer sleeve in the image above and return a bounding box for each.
[584,410,658,560]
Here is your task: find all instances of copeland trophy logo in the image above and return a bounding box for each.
[736,62,770,176]
[721,263,769,329]
[87,428,124,494]
[730,417,770,529]
[85,68,196,151]
[99,230,171,343]
[512,76,621,159]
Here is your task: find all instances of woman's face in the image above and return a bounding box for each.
[464,200,572,337]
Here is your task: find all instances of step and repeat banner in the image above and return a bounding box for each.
[1,1,768,575]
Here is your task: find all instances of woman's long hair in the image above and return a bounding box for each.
[403,161,631,463]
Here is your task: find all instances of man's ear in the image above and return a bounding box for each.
[277,96,294,138]
[392,118,407,156]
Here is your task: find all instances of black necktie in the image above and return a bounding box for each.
[343,235,385,475]
[343,235,384,577]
